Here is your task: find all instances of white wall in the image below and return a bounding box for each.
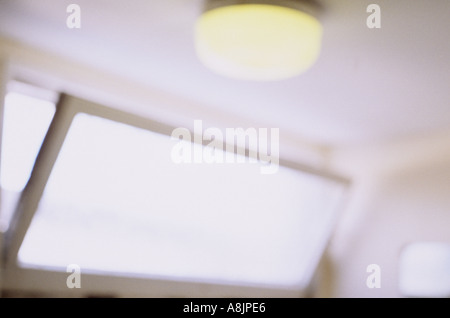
[326,129,450,297]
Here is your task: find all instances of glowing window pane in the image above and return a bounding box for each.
[1,92,56,191]
[18,113,345,289]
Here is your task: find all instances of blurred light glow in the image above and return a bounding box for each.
[0,92,56,191]
[18,113,345,289]
[399,242,450,297]
[195,4,322,81]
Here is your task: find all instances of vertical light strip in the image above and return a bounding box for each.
[0,58,9,297]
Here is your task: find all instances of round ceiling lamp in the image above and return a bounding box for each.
[195,0,323,81]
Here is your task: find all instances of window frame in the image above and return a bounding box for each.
[1,92,350,297]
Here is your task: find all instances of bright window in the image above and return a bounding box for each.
[0,92,56,192]
[17,112,346,289]
[0,89,56,231]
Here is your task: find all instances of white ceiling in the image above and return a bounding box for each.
[0,0,449,147]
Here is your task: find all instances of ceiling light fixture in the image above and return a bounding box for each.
[195,0,323,81]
